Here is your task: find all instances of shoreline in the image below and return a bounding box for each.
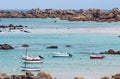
[0,70,120,79]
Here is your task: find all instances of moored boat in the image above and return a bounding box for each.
[21,44,42,71]
[23,60,43,64]
[21,66,40,71]
[90,55,105,59]
[51,52,72,57]
[22,55,44,61]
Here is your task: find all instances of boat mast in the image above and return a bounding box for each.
[22,44,29,67]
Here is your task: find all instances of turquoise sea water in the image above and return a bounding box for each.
[0,18,120,79]
[1,18,120,28]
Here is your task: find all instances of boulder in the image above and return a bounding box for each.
[71,15,86,21]
[26,71,34,77]
[66,45,71,47]
[100,76,109,79]
[0,73,10,79]
[74,76,85,79]
[8,12,19,18]
[0,44,14,50]
[11,72,36,79]
[56,10,65,14]
[65,10,76,15]
[116,15,120,21]
[37,71,52,79]
[107,49,116,54]
[47,46,58,49]
[112,73,120,79]
[18,75,26,79]
[45,9,55,14]
[11,75,22,79]
[100,49,120,54]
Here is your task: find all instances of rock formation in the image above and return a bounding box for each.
[100,73,120,79]
[100,49,120,54]
[0,44,14,50]
[100,76,109,79]
[0,24,24,30]
[112,73,120,79]
[47,46,58,49]
[0,8,120,22]
[0,71,53,79]
[37,71,52,79]
[74,76,85,79]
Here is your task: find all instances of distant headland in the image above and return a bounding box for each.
[0,8,120,22]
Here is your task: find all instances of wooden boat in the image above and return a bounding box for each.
[21,66,40,71]
[90,55,105,59]
[52,52,72,57]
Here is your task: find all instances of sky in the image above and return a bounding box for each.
[0,0,120,10]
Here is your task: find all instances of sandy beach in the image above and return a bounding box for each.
[27,27,120,34]
[0,27,120,35]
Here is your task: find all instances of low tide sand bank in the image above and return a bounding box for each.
[26,27,120,34]
[0,27,120,34]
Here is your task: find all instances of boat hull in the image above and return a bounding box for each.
[53,55,70,57]
[90,55,105,59]
[52,52,72,57]
[22,55,43,61]
[21,67,40,71]
[23,60,43,64]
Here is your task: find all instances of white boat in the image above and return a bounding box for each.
[23,60,43,64]
[22,55,44,61]
[21,44,41,71]
[21,66,40,71]
[51,52,72,57]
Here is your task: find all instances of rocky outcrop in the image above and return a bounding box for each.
[1,8,120,22]
[0,71,53,79]
[0,72,10,79]
[0,24,25,31]
[100,76,109,79]
[100,73,120,79]
[37,71,52,79]
[0,44,14,50]
[47,46,58,49]
[66,45,71,47]
[74,76,85,79]
[112,73,120,79]
[0,24,28,33]
[100,49,120,54]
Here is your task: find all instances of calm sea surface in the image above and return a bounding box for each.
[0,18,120,79]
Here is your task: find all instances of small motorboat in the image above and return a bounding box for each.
[22,55,44,61]
[51,52,72,57]
[21,66,40,71]
[22,55,43,64]
[90,55,105,59]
